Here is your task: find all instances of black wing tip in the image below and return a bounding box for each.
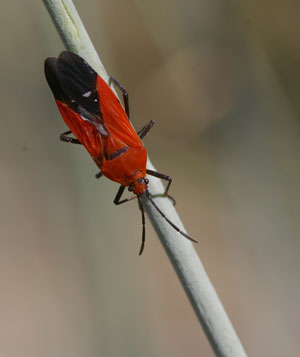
[57,51,92,71]
[44,57,57,77]
[44,51,95,83]
[58,51,79,62]
[44,56,66,102]
[44,51,100,113]
[44,51,88,103]
[44,51,75,63]
[44,51,85,79]
[45,51,87,66]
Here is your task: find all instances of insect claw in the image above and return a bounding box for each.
[166,194,176,206]
[95,171,103,179]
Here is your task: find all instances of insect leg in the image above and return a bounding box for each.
[146,169,176,205]
[137,196,146,255]
[146,190,197,243]
[114,187,146,254]
[109,77,130,118]
[138,120,155,140]
[95,171,103,179]
[113,185,137,205]
[60,131,81,144]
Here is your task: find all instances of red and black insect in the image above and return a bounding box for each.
[44,51,197,254]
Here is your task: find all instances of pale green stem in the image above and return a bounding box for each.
[42,1,247,356]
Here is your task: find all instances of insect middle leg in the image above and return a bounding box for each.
[109,77,130,118]
[146,169,176,205]
[113,186,146,255]
[60,130,81,144]
[60,130,103,179]
[138,120,155,140]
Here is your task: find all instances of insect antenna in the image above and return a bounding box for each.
[145,190,198,244]
[137,196,146,255]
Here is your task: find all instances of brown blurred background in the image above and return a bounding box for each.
[0,0,299,356]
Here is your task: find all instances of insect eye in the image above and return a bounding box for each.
[144,179,149,184]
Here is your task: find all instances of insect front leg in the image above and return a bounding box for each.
[109,77,130,118]
[137,196,146,255]
[60,130,81,144]
[114,187,146,255]
[146,169,176,205]
[113,185,137,205]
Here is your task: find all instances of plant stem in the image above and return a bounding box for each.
[42,1,247,356]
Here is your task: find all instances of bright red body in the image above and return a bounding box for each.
[56,75,147,193]
[45,51,148,195]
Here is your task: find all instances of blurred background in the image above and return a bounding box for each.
[0,0,299,356]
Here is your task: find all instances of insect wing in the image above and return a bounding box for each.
[45,52,101,114]
[45,51,145,167]
[44,52,104,164]
[57,102,104,166]
[96,75,144,157]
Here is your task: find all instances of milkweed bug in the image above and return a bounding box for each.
[44,51,197,254]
